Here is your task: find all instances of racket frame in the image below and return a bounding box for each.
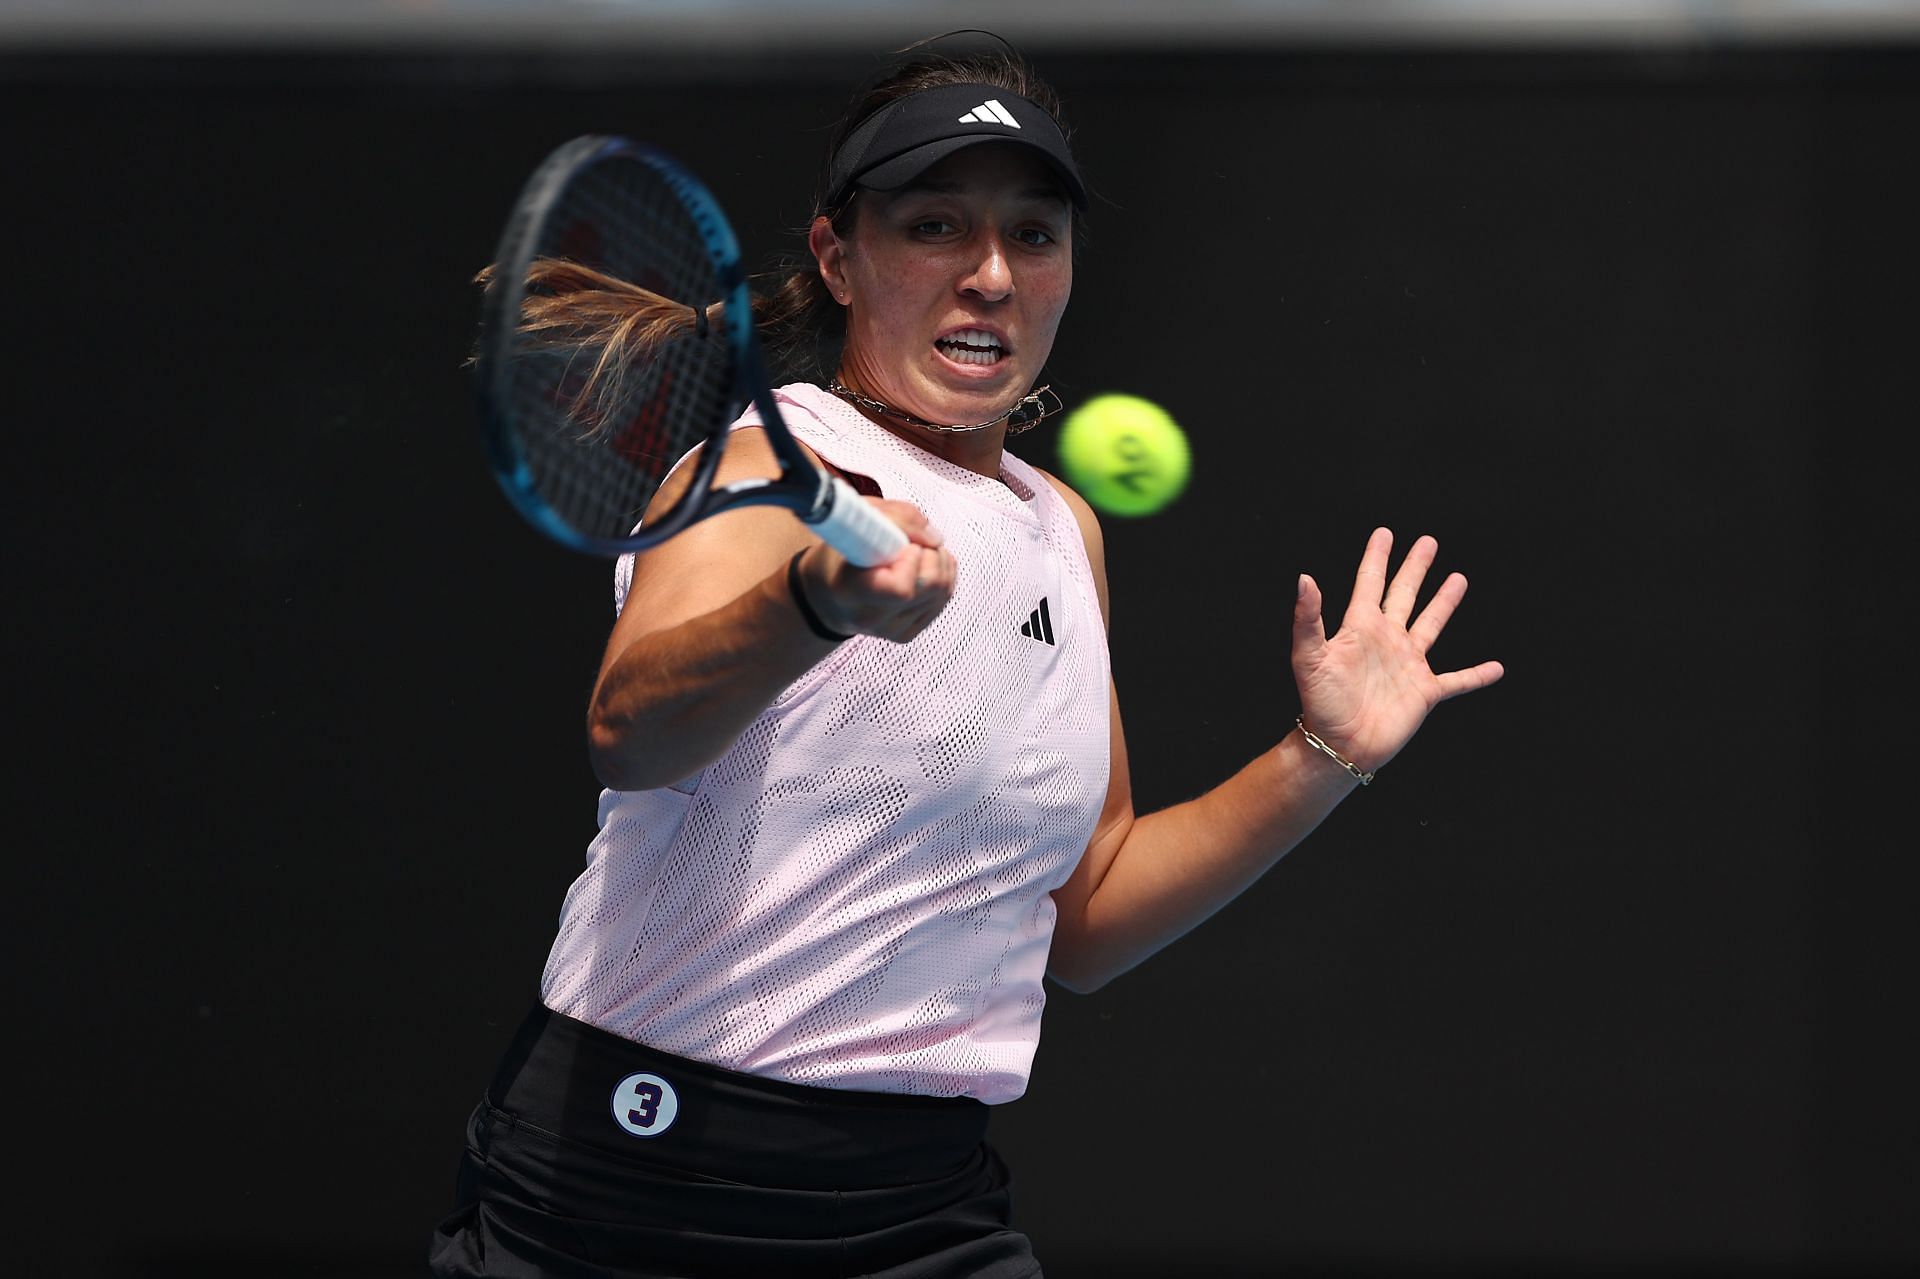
[475,134,855,559]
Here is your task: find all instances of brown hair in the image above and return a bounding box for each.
[472,257,723,432]
[476,33,1071,424]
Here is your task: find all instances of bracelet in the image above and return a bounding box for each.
[1296,716,1374,786]
[787,550,852,642]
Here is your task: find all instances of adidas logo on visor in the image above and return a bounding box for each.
[958,99,1022,128]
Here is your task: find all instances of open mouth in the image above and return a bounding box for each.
[935,329,1006,366]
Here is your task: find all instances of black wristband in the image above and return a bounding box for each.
[786,550,852,642]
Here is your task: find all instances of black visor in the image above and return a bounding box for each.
[824,82,1086,212]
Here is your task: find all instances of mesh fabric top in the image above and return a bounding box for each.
[541,384,1112,1102]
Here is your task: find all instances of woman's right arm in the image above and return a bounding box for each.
[585,427,951,792]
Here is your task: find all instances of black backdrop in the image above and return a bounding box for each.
[6,36,1915,1278]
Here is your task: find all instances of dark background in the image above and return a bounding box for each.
[6,27,1914,1279]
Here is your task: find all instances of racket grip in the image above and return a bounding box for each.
[809,473,910,567]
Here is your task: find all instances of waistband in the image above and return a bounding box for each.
[484,1004,991,1191]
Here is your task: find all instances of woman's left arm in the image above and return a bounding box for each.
[1043,489,1505,994]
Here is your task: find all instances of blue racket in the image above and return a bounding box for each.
[473,134,906,565]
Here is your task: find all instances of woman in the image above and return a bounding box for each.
[431,38,1504,1279]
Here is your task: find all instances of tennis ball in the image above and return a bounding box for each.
[1056,393,1191,517]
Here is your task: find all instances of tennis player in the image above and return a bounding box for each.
[430,35,1503,1279]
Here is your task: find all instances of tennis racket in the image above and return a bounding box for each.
[472,134,908,566]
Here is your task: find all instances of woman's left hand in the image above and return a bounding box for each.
[1289,527,1505,777]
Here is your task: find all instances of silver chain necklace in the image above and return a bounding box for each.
[825,380,1062,437]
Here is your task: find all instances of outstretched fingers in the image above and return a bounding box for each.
[1406,568,1468,653]
[1345,526,1395,621]
[1381,534,1439,626]
[1435,657,1507,701]
[1412,567,1505,699]
[1291,572,1329,660]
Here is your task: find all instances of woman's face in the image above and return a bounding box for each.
[812,143,1074,440]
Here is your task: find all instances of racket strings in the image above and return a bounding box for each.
[500,157,739,542]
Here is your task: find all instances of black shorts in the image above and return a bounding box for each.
[428,1005,1042,1278]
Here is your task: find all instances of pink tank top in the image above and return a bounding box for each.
[540,384,1112,1103]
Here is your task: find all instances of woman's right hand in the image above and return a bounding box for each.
[794,498,956,643]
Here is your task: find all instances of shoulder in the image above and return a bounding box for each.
[1034,467,1104,552]
[721,384,837,474]
[1033,466,1110,623]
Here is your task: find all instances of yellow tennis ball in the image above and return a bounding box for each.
[1056,393,1191,517]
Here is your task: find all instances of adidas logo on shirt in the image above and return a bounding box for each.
[1019,598,1055,646]
[958,99,1022,128]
